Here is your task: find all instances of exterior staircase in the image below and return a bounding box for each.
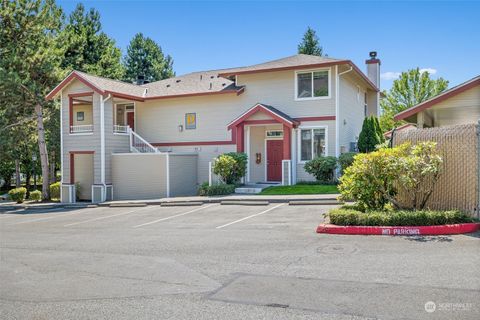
[129,128,158,153]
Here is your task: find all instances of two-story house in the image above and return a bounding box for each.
[46,53,380,202]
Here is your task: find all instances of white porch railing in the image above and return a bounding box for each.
[70,124,93,133]
[128,128,158,153]
[114,124,129,134]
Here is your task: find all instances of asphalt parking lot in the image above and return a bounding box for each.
[1,203,479,320]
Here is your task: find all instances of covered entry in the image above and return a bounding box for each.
[227,103,298,184]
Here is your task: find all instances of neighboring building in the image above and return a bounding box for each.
[46,53,380,202]
[384,123,416,140]
[394,75,480,128]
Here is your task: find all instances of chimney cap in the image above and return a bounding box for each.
[366,51,381,65]
[369,51,377,59]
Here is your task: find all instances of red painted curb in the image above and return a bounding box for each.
[316,223,480,236]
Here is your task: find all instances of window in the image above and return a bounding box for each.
[296,70,329,99]
[266,130,283,138]
[300,128,326,161]
[364,92,368,117]
[76,111,84,121]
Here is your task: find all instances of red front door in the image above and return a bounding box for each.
[267,140,283,181]
[127,112,135,131]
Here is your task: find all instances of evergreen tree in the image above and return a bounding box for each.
[298,27,323,56]
[379,68,448,131]
[60,3,124,79]
[0,0,64,198]
[358,117,382,153]
[123,33,174,83]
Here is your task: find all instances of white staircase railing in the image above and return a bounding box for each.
[128,128,158,153]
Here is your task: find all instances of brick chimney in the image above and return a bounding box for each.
[365,51,380,89]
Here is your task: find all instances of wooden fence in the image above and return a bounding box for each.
[392,123,479,216]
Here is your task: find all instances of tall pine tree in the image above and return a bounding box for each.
[123,33,174,83]
[298,27,323,56]
[60,3,124,79]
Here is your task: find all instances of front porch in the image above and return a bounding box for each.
[228,103,298,186]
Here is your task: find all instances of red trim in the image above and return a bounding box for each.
[236,123,245,152]
[243,119,279,125]
[365,59,381,65]
[219,60,349,77]
[68,151,95,184]
[142,87,245,101]
[316,223,480,236]
[228,104,296,130]
[107,91,145,102]
[219,60,379,92]
[394,77,480,121]
[283,124,291,160]
[296,116,336,122]
[68,92,94,98]
[46,71,105,100]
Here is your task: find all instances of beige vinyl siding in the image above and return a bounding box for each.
[249,126,267,182]
[61,80,101,184]
[72,104,93,126]
[427,86,480,126]
[136,68,337,144]
[112,153,168,200]
[73,153,94,200]
[169,154,198,196]
[105,99,130,184]
[159,145,235,184]
[295,120,336,182]
[338,75,367,153]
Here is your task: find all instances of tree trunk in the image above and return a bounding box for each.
[50,150,56,182]
[15,159,21,187]
[34,103,50,199]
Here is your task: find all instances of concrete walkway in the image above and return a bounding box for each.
[1,194,341,210]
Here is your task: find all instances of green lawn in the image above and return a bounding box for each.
[259,184,339,195]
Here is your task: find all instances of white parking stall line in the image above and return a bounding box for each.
[133,204,216,228]
[64,206,151,227]
[216,203,285,229]
[9,208,100,225]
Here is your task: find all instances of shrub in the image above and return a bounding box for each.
[198,182,235,196]
[304,156,337,183]
[396,142,442,210]
[338,152,357,174]
[213,152,247,184]
[327,207,475,226]
[338,144,409,210]
[358,116,383,153]
[50,182,60,200]
[8,187,27,203]
[29,190,42,202]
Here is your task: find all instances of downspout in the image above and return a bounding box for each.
[335,65,353,158]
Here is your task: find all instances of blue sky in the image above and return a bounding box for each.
[58,0,480,90]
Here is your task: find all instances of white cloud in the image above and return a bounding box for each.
[419,68,437,75]
[380,72,401,81]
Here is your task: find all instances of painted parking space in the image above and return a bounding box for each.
[4,207,102,226]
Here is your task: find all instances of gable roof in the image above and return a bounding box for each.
[394,75,480,121]
[227,103,299,129]
[46,54,378,101]
[218,54,379,92]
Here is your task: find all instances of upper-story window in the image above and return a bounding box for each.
[295,69,330,100]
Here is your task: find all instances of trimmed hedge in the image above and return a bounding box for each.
[198,182,236,196]
[8,187,27,203]
[29,190,42,202]
[50,182,60,200]
[327,207,475,226]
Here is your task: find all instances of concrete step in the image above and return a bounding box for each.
[234,187,264,194]
[221,200,269,206]
[289,199,342,206]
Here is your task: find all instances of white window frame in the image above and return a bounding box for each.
[294,68,331,101]
[297,125,328,164]
[265,130,284,138]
